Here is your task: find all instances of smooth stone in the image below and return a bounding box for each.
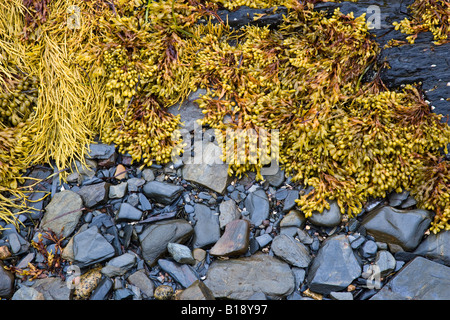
[308,200,342,227]
[280,210,306,229]
[361,206,433,251]
[126,193,139,207]
[127,269,155,298]
[114,164,127,180]
[158,259,199,288]
[109,182,127,199]
[262,167,285,187]
[192,204,221,249]
[204,253,295,300]
[349,233,365,249]
[114,288,134,300]
[76,182,110,208]
[176,280,215,300]
[388,190,410,207]
[90,277,113,300]
[11,286,45,300]
[283,190,299,212]
[40,190,83,238]
[182,142,231,194]
[292,267,306,290]
[307,234,361,295]
[296,228,313,245]
[138,193,152,211]
[0,261,14,299]
[101,252,137,277]
[139,219,194,266]
[413,230,450,266]
[116,203,143,222]
[255,233,273,248]
[154,285,174,300]
[32,277,71,300]
[142,181,184,205]
[374,250,396,278]
[2,226,29,255]
[192,248,206,263]
[168,242,196,264]
[400,195,417,209]
[141,168,155,181]
[371,257,450,300]
[73,159,97,183]
[127,178,145,192]
[210,219,250,257]
[271,234,311,268]
[87,143,116,160]
[218,199,241,229]
[244,188,270,227]
[72,226,116,268]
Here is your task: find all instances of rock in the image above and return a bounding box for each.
[116,203,143,222]
[307,234,361,295]
[388,190,410,207]
[359,240,378,258]
[154,285,174,300]
[400,195,417,209]
[114,288,134,300]
[11,286,45,300]
[218,199,241,229]
[39,190,83,238]
[167,88,206,132]
[255,233,273,248]
[127,177,145,192]
[72,226,116,267]
[283,190,299,212]
[176,280,215,300]
[330,292,353,300]
[109,182,127,199]
[101,252,137,277]
[114,164,127,180]
[141,168,155,182]
[371,257,450,300]
[210,6,288,29]
[0,261,14,299]
[142,181,184,205]
[296,228,313,245]
[192,248,206,263]
[90,277,113,300]
[73,159,97,183]
[263,167,285,187]
[182,142,231,194]
[374,250,396,278]
[139,219,194,266]
[127,269,155,298]
[1,224,29,255]
[167,243,196,264]
[87,143,116,160]
[271,234,311,268]
[349,233,365,249]
[192,204,221,248]
[210,219,250,257]
[73,267,103,300]
[0,245,11,260]
[158,259,199,288]
[361,206,433,251]
[308,200,342,227]
[280,210,306,229]
[76,182,110,208]
[413,231,450,266]
[32,277,71,300]
[138,193,152,211]
[244,188,270,227]
[204,253,295,300]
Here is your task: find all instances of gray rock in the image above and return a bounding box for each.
[360,240,378,258]
[371,257,450,300]
[280,210,305,229]
[210,219,250,257]
[374,250,396,278]
[182,142,231,194]
[40,190,83,238]
[176,280,215,300]
[101,252,137,277]
[127,270,155,298]
[271,234,311,268]
[349,233,365,249]
[204,253,295,299]
[219,199,241,229]
[0,261,14,299]
[116,203,143,222]
[361,206,433,251]
[244,188,270,227]
[167,89,206,132]
[32,277,71,300]
[141,168,155,182]
[73,226,116,267]
[296,228,313,245]
[90,277,113,300]
[142,181,184,205]
[307,234,361,295]
[73,159,97,183]
[138,193,152,211]
[192,204,221,248]
[283,190,299,212]
[109,182,127,199]
[158,259,199,288]
[308,200,342,227]
[400,195,417,209]
[388,190,410,207]
[168,243,196,264]
[11,286,45,300]
[87,143,116,160]
[413,231,450,266]
[263,168,285,187]
[255,233,273,248]
[330,292,353,300]
[76,182,110,208]
[292,267,306,290]
[127,178,145,192]
[139,219,194,266]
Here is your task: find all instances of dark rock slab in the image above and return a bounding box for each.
[142,181,184,205]
[204,253,295,300]
[90,277,113,300]
[87,143,116,160]
[192,204,221,248]
[371,256,450,300]
[73,226,115,268]
[244,188,270,227]
[127,269,155,298]
[308,200,342,227]
[158,259,199,288]
[361,206,433,251]
[101,252,137,277]
[210,219,250,257]
[76,182,110,208]
[307,234,361,295]
[0,261,14,299]
[116,203,143,222]
[271,234,311,268]
[412,231,450,266]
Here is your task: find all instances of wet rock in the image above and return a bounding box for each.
[361,206,433,251]
[72,226,116,267]
[359,240,378,258]
[127,269,155,298]
[158,259,199,288]
[154,285,174,300]
[101,252,137,277]
[139,219,194,266]
[109,182,127,199]
[330,292,353,300]
[76,182,110,208]
[271,234,311,268]
[280,210,306,229]
[210,219,250,257]
[374,250,396,278]
[308,200,342,227]
[87,143,116,160]
[138,193,152,211]
[204,253,295,300]
[263,168,285,187]
[388,190,410,207]
[210,6,288,29]
[142,181,184,205]
[192,204,221,248]
[176,280,215,300]
[116,203,143,222]
[255,233,273,248]
[218,199,241,229]
[371,257,450,300]
[168,89,206,132]
[90,277,113,300]
[244,188,270,227]
[283,190,299,212]
[182,142,231,194]
[0,261,14,299]
[40,190,83,238]
[413,231,450,266]
[168,243,196,265]
[74,267,103,300]
[32,277,71,300]
[127,178,145,192]
[307,234,361,295]
[11,286,45,300]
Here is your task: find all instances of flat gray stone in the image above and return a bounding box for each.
[168,243,196,264]
[142,181,184,205]
[101,252,137,277]
[127,270,155,298]
[109,182,127,199]
[192,204,221,248]
[271,234,311,268]
[413,230,450,266]
[219,199,241,229]
[158,259,199,288]
[244,188,269,227]
[31,277,71,300]
[72,226,115,268]
[11,286,45,300]
[76,182,110,208]
[116,203,143,222]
